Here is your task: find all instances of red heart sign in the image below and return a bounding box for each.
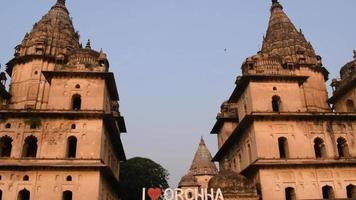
[147,188,161,200]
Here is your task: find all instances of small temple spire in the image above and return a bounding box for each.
[353,50,356,59]
[189,137,218,176]
[85,39,91,49]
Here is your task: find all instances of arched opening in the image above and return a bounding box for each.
[0,136,13,157]
[337,137,349,158]
[62,190,73,200]
[71,124,76,129]
[75,84,80,89]
[247,143,252,163]
[23,175,29,181]
[0,189,2,200]
[17,189,30,200]
[322,185,335,199]
[347,184,356,199]
[278,137,289,159]
[22,136,38,158]
[237,154,242,171]
[71,94,81,110]
[285,187,296,200]
[66,176,72,182]
[346,99,355,112]
[314,138,326,159]
[66,136,77,158]
[5,123,11,129]
[272,95,282,112]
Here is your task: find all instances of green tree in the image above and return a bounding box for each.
[119,157,170,200]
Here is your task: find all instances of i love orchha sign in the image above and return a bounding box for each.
[142,188,224,200]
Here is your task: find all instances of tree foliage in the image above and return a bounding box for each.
[119,157,170,200]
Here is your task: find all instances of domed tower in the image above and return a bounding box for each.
[210,1,356,199]
[239,0,330,113]
[178,137,218,198]
[0,1,127,199]
[329,51,356,112]
[7,0,80,109]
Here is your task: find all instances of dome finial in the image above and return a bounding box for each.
[86,39,91,49]
[353,50,356,59]
[57,0,66,5]
[200,136,205,145]
[271,0,283,11]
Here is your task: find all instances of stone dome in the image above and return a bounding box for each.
[208,169,256,195]
[65,40,109,70]
[15,0,80,58]
[261,0,319,66]
[178,172,199,187]
[7,0,80,75]
[340,51,356,81]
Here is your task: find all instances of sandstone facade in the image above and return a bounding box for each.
[211,1,356,199]
[0,0,126,200]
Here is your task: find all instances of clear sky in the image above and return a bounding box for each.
[0,0,355,187]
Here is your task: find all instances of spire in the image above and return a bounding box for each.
[189,137,218,176]
[11,0,79,59]
[261,0,317,64]
[86,39,92,49]
[353,50,356,60]
[57,0,66,5]
[271,0,283,11]
[200,136,205,145]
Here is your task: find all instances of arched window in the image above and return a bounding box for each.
[0,189,2,200]
[247,143,252,163]
[346,99,355,112]
[322,185,335,199]
[22,136,38,158]
[285,187,296,200]
[237,154,242,171]
[66,136,77,158]
[314,138,326,159]
[0,136,13,157]
[347,184,356,199]
[71,94,81,110]
[337,137,349,158]
[62,190,72,200]
[278,137,289,159]
[66,176,72,182]
[272,95,282,112]
[23,175,29,181]
[5,123,11,129]
[17,189,30,200]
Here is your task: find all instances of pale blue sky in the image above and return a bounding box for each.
[0,0,355,186]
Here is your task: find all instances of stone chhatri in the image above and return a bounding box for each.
[0,0,127,199]
[189,137,218,176]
